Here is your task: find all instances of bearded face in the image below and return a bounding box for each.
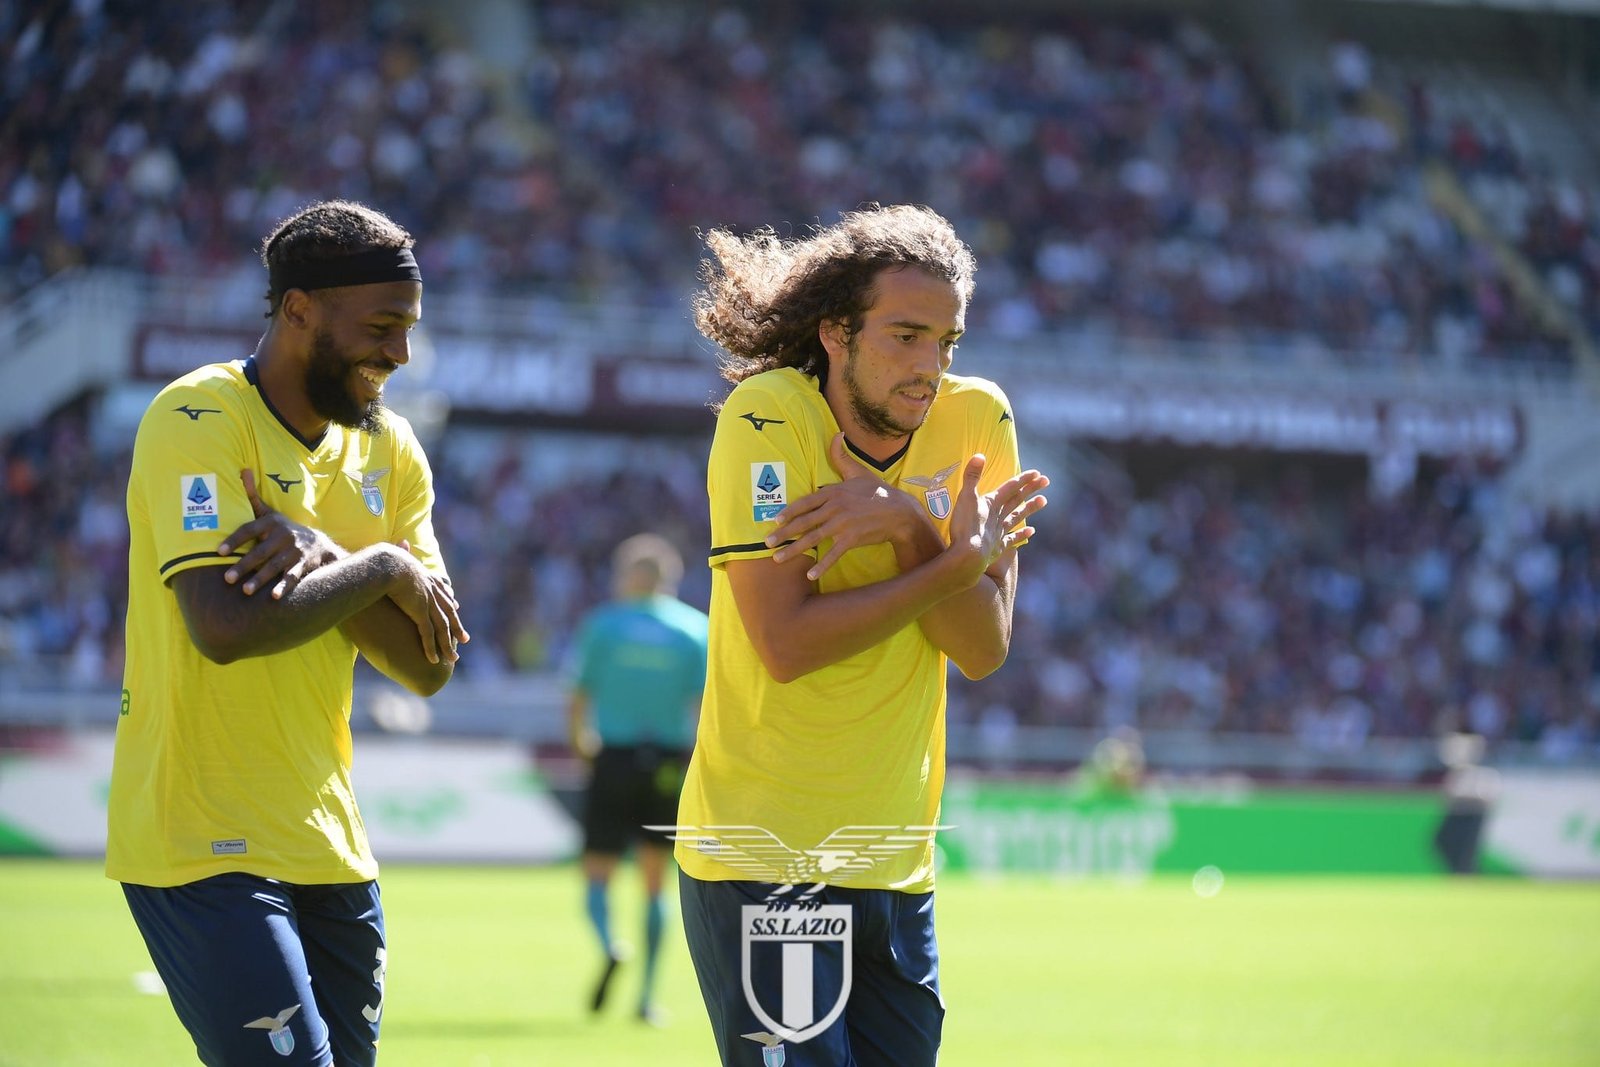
[304,326,386,434]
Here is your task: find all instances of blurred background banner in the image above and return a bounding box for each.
[2,0,1600,881]
[0,729,581,863]
[940,771,1600,877]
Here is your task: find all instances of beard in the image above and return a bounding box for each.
[842,337,937,438]
[305,328,384,434]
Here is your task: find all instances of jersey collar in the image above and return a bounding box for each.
[241,356,327,451]
[844,434,911,473]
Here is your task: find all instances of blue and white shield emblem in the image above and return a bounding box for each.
[360,467,390,517]
[243,1003,300,1057]
[906,461,960,522]
[741,904,852,1045]
[763,1045,786,1067]
[269,1028,295,1056]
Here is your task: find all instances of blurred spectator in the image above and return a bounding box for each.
[2,1,1590,367]
[6,404,1598,766]
[0,401,128,689]
[3,0,1597,764]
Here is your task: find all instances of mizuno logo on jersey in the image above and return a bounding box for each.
[740,412,786,432]
[999,411,1012,424]
[266,472,302,492]
[174,405,221,420]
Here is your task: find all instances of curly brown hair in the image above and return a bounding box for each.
[259,200,414,317]
[693,204,976,389]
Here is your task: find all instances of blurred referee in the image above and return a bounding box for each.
[565,533,709,1023]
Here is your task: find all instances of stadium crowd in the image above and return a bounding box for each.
[3,1,1598,762]
[3,402,1597,763]
[3,1,1594,364]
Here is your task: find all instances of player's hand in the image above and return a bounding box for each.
[571,726,601,762]
[218,469,344,598]
[944,455,1049,581]
[767,433,926,581]
[386,543,469,665]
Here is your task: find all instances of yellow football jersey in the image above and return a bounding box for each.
[107,358,446,887]
[676,367,1020,892]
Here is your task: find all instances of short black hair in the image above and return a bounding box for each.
[260,200,414,317]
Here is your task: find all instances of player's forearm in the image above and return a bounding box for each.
[761,547,981,682]
[178,545,410,663]
[340,596,454,696]
[890,515,1015,678]
[916,570,1013,679]
[566,691,598,758]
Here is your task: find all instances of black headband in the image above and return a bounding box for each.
[269,246,422,296]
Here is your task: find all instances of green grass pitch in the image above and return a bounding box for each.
[1,860,1596,1066]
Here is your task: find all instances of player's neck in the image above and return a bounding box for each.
[821,388,906,464]
[831,410,910,464]
[253,336,332,443]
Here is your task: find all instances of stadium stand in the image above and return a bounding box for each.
[2,0,1597,774]
[3,0,1591,366]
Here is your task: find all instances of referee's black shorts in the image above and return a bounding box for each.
[582,743,689,855]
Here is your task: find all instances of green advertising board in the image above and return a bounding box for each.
[937,777,1519,876]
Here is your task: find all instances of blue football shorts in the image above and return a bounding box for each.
[122,873,385,1067]
[679,871,944,1067]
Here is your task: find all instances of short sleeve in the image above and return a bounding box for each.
[978,383,1022,495]
[129,386,254,583]
[706,383,817,568]
[387,418,447,580]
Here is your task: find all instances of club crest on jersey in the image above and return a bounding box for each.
[752,462,786,521]
[181,474,220,531]
[242,1003,300,1056]
[361,467,390,516]
[904,461,960,521]
[742,1032,788,1066]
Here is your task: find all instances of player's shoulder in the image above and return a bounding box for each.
[368,407,426,460]
[148,361,250,412]
[138,361,251,441]
[378,407,420,443]
[936,372,1012,417]
[721,367,827,424]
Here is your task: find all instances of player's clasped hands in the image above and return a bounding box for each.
[948,455,1049,577]
[218,469,468,664]
[766,434,1049,585]
[218,469,343,599]
[389,538,469,665]
[767,433,926,580]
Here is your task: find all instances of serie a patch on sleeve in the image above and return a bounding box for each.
[181,473,220,531]
[751,461,786,521]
